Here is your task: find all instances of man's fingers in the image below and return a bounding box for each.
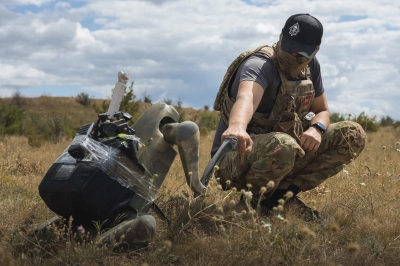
[300,135,305,147]
[303,139,320,152]
[311,142,320,152]
[237,136,245,153]
[302,138,310,151]
[308,142,316,152]
[243,138,253,154]
[245,142,252,154]
[222,132,252,154]
[238,136,254,154]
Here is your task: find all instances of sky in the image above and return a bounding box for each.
[0,0,399,120]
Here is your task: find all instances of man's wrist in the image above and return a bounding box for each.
[311,122,326,134]
[229,121,247,129]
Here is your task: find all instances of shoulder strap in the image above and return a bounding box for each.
[213,45,275,111]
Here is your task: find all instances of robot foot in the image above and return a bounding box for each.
[100,213,156,251]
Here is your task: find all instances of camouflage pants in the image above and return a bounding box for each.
[216,121,367,197]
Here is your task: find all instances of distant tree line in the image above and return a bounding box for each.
[1,89,397,147]
[329,112,399,132]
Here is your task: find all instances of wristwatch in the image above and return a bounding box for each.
[311,122,326,134]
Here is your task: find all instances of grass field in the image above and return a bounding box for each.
[1,113,400,265]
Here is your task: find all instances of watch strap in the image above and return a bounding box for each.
[311,122,326,134]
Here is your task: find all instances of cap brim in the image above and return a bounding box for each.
[281,35,317,58]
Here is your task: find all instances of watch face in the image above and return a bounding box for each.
[313,122,326,133]
[318,122,326,131]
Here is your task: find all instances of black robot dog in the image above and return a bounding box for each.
[35,72,238,247]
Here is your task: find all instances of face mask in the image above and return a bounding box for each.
[274,34,319,80]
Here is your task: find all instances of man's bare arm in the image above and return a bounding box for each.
[310,93,330,127]
[221,80,264,154]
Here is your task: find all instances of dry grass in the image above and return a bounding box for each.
[1,125,400,266]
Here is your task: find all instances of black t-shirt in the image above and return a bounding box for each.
[211,53,324,157]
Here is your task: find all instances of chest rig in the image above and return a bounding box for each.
[213,45,315,144]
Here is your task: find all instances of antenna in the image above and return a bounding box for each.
[106,71,130,120]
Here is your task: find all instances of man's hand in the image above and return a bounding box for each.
[222,128,253,154]
[300,127,322,152]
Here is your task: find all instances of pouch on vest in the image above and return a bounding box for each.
[272,111,303,145]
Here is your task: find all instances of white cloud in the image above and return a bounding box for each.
[329,77,348,88]
[1,0,54,6]
[72,23,95,50]
[321,63,340,77]
[0,0,399,120]
[0,63,46,86]
[55,1,70,9]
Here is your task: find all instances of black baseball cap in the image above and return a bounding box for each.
[281,13,323,58]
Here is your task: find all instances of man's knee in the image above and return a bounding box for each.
[332,121,367,156]
[250,132,305,161]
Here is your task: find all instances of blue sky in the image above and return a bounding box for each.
[1,0,400,119]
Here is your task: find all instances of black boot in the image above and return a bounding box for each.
[257,186,301,215]
[260,185,321,222]
[239,192,279,215]
[287,196,320,222]
[248,189,289,216]
[240,185,318,219]
[285,185,320,222]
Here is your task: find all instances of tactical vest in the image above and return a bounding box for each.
[213,45,315,144]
